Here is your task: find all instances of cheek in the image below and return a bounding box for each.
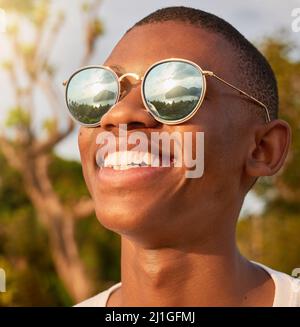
[185,117,242,192]
[78,129,87,157]
[78,127,95,160]
[203,130,246,205]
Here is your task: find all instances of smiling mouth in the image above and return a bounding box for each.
[96,150,177,171]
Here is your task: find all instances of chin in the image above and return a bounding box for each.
[89,165,186,238]
[93,196,159,235]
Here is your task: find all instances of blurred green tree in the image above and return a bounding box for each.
[0,0,106,302]
[0,153,120,306]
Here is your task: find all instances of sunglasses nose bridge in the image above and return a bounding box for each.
[117,73,143,101]
[98,71,156,129]
[118,73,141,83]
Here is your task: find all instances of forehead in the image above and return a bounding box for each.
[104,21,235,76]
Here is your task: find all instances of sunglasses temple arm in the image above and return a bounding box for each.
[203,71,271,123]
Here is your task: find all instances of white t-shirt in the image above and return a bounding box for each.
[74,261,300,307]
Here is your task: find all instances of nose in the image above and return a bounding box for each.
[100,83,159,131]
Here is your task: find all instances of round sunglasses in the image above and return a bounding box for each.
[63,58,271,127]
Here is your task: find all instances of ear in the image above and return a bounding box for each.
[245,119,291,177]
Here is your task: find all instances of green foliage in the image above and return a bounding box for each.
[5,23,19,37]
[150,99,199,120]
[42,119,57,134]
[0,0,36,14]
[238,215,300,274]
[20,43,36,59]
[32,0,49,27]
[81,2,91,13]
[68,101,111,125]
[0,0,49,25]
[5,106,31,128]
[91,18,104,37]
[49,155,90,202]
[0,153,120,306]
[1,60,13,71]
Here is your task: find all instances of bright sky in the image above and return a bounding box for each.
[1,0,300,214]
[144,61,203,99]
[68,67,117,104]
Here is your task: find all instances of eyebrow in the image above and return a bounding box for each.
[107,64,126,76]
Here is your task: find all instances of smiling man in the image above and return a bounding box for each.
[66,7,300,306]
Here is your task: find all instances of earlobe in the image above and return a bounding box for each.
[245,119,291,177]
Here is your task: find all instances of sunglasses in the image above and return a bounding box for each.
[63,58,271,126]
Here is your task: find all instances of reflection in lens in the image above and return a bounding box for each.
[66,67,118,125]
[143,61,204,121]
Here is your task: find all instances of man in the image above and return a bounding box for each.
[69,7,300,306]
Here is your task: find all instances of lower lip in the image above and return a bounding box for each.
[97,165,173,187]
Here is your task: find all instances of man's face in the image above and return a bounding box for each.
[78,22,254,247]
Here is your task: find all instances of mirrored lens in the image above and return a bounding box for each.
[66,67,119,125]
[143,61,204,121]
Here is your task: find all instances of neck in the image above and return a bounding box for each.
[112,227,272,306]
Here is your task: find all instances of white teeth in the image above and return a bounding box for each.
[101,151,158,170]
[98,151,175,170]
[138,152,144,164]
[143,152,149,164]
[143,152,154,165]
[120,152,127,165]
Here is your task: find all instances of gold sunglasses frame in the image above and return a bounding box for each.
[63,58,271,127]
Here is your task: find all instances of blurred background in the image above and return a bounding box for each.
[0,0,299,306]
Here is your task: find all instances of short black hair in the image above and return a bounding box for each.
[127,6,278,120]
